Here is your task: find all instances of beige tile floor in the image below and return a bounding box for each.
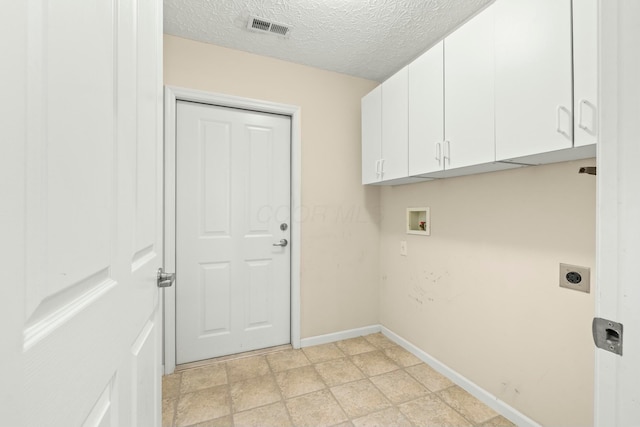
[163,333,516,427]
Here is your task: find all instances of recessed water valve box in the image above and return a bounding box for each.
[559,263,591,293]
[406,207,430,235]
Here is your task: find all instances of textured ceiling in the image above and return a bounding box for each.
[164,0,494,82]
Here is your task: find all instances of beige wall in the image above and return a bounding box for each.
[379,159,596,426]
[164,35,380,338]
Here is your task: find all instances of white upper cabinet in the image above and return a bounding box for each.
[409,41,444,176]
[362,0,596,185]
[362,68,426,185]
[408,6,498,178]
[573,0,598,147]
[495,0,573,161]
[444,5,495,170]
[381,66,409,181]
[361,86,382,185]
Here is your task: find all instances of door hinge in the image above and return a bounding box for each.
[592,317,623,356]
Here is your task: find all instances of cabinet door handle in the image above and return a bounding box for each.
[435,142,441,164]
[375,159,380,178]
[443,141,451,166]
[579,99,597,135]
[380,159,385,178]
[556,105,573,140]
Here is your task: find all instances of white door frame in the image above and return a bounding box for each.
[594,1,640,425]
[163,86,302,374]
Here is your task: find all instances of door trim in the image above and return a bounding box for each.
[163,86,302,374]
[594,1,640,424]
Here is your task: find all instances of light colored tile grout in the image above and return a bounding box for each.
[482,414,517,427]
[265,351,297,427]
[346,359,419,426]
[222,362,233,427]
[329,348,401,426]
[431,384,480,426]
[171,373,182,427]
[169,397,177,427]
[165,334,502,427]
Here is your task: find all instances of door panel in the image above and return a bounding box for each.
[246,260,274,328]
[21,0,163,425]
[82,378,116,427]
[201,263,231,334]
[200,120,232,236]
[130,318,161,427]
[26,0,115,320]
[176,101,291,364]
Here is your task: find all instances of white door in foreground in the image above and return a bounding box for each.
[13,0,165,425]
[176,101,291,364]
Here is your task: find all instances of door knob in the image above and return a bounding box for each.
[272,239,288,247]
[157,267,175,288]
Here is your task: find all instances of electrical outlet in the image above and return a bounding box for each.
[559,263,590,293]
[400,241,407,256]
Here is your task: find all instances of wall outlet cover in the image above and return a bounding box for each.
[559,263,590,293]
[400,241,407,256]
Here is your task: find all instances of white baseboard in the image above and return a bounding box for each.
[380,326,541,427]
[299,324,381,348]
[301,324,540,426]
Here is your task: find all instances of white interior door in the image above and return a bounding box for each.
[176,101,291,365]
[595,2,640,425]
[8,0,164,425]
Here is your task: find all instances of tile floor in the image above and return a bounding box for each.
[163,333,516,427]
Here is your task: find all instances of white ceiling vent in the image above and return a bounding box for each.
[247,16,292,37]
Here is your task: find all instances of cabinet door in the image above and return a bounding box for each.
[444,5,495,170]
[409,41,444,176]
[573,0,598,147]
[495,0,573,160]
[361,85,382,184]
[381,66,409,181]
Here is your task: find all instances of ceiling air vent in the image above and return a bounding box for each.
[247,16,292,37]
